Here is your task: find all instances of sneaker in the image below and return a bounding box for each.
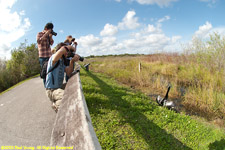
[52,103,58,113]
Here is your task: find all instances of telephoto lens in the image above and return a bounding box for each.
[79,57,84,61]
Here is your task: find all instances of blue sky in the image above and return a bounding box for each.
[0,0,225,59]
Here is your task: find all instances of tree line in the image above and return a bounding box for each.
[0,42,40,93]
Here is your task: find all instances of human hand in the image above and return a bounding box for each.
[66,45,75,52]
[44,29,52,38]
[45,29,51,34]
[72,54,80,62]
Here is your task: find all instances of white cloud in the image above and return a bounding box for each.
[59,30,64,34]
[100,24,118,36]
[118,10,140,30]
[193,21,213,39]
[0,0,31,59]
[0,0,16,9]
[101,37,117,47]
[77,10,225,57]
[77,35,118,56]
[134,0,178,7]
[78,25,182,56]
[0,10,20,32]
[145,24,157,33]
[78,34,101,48]
[155,15,171,29]
[211,27,225,35]
[139,16,170,35]
[171,36,182,43]
[192,22,225,42]
[141,24,162,34]
[19,10,25,16]
[115,0,121,2]
[199,0,217,7]
[199,0,216,3]
[131,33,170,50]
[158,15,170,23]
[76,11,184,56]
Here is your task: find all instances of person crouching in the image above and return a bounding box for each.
[45,45,80,112]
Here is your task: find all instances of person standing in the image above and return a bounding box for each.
[37,22,55,86]
[64,35,78,82]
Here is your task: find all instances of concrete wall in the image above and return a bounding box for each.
[50,71,101,150]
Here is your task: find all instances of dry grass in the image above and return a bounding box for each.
[83,53,225,127]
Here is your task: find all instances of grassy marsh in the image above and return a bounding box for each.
[80,68,225,150]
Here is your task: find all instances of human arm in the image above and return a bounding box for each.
[49,34,54,45]
[71,41,78,53]
[65,54,80,77]
[52,45,77,66]
[51,46,67,66]
[36,30,52,44]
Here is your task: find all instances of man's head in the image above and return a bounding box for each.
[55,42,67,52]
[55,43,75,57]
[44,22,54,30]
[64,35,75,44]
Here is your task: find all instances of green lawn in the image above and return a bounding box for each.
[80,68,225,150]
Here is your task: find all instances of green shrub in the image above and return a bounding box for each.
[0,42,40,93]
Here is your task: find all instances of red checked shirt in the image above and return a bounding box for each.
[37,31,54,58]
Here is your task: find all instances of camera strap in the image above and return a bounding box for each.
[62,54,69,66]
[47,35,51,48]
[64,46,69,52]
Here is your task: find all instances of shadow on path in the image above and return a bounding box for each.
[82,70,192,150]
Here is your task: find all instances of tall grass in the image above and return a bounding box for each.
[81,69,225,150]
[84,33,225,125]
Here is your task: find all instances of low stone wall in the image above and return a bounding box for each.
[50,71,101,150]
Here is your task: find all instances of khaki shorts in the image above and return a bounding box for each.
[46,88,64,110]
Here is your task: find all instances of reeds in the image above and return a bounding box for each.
[85,33,225,122]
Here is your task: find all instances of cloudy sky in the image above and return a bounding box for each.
[0,0,225,59]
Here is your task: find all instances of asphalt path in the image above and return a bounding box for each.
[0,77,56,146]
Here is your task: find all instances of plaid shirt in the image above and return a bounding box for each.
[37,31,54,58]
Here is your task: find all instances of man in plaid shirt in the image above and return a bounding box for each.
[37,22,55,86]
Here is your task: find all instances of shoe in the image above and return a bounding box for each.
[52,103,58,113]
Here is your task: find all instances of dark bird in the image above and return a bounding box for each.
[156,85,176,111]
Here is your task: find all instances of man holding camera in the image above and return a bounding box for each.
[37,22,56,85]
[64,35,78,82]
[45,45,80,112]
[64,35,77,47]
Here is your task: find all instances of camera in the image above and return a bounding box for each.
[51,30,57,36]
[79,56,84,61]
[67,51,84,62]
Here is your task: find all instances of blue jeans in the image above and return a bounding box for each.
[39,57,49,87]
[65,58,74,82]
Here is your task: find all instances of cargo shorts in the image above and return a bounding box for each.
[46,88,64,112]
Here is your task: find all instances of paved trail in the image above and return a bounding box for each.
[0,77,56,146]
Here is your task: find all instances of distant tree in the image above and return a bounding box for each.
[0,58,8,91]
[22,43,39,76]
[0,41,40,93]
[6,46,26,84]
[0,58,6,70]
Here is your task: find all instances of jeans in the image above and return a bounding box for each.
[65,58,75,82]
[39,57,49,87]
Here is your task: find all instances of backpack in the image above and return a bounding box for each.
[40,59,60,80]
